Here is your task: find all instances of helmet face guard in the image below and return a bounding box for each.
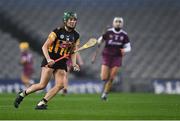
[63,12,77,30]
[63,12,77,22]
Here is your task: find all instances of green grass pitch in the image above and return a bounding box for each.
[0,93,180,120]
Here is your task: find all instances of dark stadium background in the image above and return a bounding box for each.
[0,0,180,94]
[0,0,180,120]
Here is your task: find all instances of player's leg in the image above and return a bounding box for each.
[62,71,69,96]
[35,69,66,109]
[100,65,110,81]
[21,74,31,87]
[24,67,53,95]
[14,67,53,108]
[62,66,71,96]
[104,66,119,94]
[100,55,111,100]
[101,56,121,100]
[21,71,34,87]
[62,59,73,96]
[101,55,110,82]
[100,65,110,100]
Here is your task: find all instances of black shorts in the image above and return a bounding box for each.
[41,57,68,72]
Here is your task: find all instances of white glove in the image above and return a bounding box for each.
[46,58,55,67]
[72,64,80,72]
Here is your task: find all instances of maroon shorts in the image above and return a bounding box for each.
[102,55,122,68]
[23,69,33,77]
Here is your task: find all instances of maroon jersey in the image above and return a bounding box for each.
[21,51,33,76]
[102,28,130,56]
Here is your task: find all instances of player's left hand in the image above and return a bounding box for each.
[72,64,80,72]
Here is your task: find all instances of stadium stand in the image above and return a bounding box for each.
[0,0,180,92]
[0,30,42,79]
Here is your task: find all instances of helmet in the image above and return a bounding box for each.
[63,12,77,22]
[113,17,124,29]
[19,42,29,50]
[113,17,123,24]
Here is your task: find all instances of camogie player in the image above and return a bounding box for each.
[96,17,131,100]
[19,42,34,87]
[14,12,80,109]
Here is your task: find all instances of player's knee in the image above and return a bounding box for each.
[55,85,64,90]
[100,74,108,81]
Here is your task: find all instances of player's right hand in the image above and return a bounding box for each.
[72,64,80,72]
[46,58,55,67]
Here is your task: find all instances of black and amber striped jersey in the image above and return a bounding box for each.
[48,27,80,59]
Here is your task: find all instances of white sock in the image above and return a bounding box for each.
[19,91,26,97]
[101,92,107,98]
[37,100,46,106]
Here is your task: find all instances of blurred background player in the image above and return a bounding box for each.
[96,17,131,100]
[14,12,80,109]
[62,53,84,95]
[19,42,34,87]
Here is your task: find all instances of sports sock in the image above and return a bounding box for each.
[63,89,67,94]
[19,90,27,97]
[101,92,107,98]
[37,98,48,106]
[43,98,48,103]
[104,80,113,93]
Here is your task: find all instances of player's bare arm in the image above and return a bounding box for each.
[91,36,103,64]
[42,32,56,66]
[71,39,80,71]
